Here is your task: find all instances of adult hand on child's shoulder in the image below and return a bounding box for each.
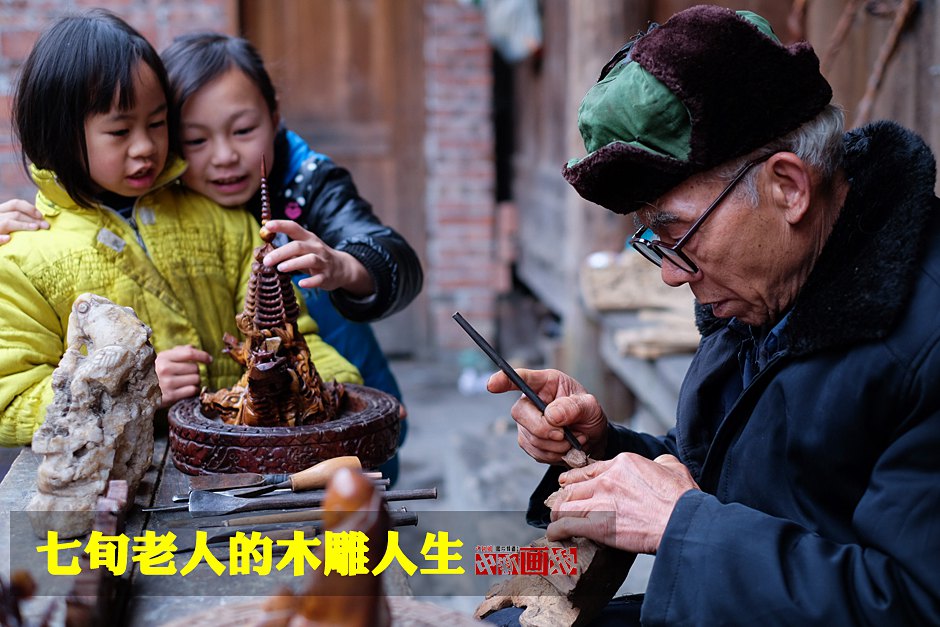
[0,199,49,244]
[155,345,213,408]
[261,219,375,296]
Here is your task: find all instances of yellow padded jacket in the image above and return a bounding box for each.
[0,158,361,446]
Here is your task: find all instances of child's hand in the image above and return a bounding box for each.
[0,199,49,244]
[155,345,213,408]
[262,220,375,296]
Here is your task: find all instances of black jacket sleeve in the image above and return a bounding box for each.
[301,159,423,322]
[259,130,424,324]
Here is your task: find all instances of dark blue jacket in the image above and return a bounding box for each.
[533,122,940,625]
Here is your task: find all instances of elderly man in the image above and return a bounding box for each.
[486,5,940,626]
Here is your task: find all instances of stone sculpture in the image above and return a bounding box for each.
[28,294,158,539]
[200,170,343,427]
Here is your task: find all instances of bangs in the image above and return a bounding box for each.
[85,33,163,114]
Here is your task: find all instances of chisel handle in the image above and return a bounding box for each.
[287,456,362,491]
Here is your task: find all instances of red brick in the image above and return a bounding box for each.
[0,29,40,61]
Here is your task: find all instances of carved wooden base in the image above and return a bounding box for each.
[168,385,401,474]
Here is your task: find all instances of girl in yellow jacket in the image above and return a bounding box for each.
[0,10,360,446]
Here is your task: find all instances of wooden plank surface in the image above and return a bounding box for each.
[0,440,163,623]
[598,313,693,433]
[131,447,415,622]
[0,440,414,625]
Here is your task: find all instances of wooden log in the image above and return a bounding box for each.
[475,535,635,626]
[475,453,635,626]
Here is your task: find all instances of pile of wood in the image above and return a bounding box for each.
[580,252,699,358]
[580,251,694,314]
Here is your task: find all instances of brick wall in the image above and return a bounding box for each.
[0,0,236,201]
[423,0,501,352]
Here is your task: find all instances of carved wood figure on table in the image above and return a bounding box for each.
[201,165,344,427]
[169,160,400,474]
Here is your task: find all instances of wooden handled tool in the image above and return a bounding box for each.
[142,487,438,516]
[219,456,363,499]
[190,469,385,493]
[174,510,420,555]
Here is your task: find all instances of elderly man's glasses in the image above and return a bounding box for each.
[629,155,772,274]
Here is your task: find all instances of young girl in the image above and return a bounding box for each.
[161,32,422,403]
[0,10,360,446]
[162,33,422,482]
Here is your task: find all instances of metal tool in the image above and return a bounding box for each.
[184,457,376,494]
[192,505,409,529]
[172,523,319,554]
[171,456,368,502]
[452,311,583,451]
[197,508,328,529]
[189,472,279,492]
[171,475,389,502]
[142,487,438,516]
[170,510,419,554]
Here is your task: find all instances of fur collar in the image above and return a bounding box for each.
[695,121,938,356]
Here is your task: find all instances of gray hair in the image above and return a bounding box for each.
[714,104,846,205]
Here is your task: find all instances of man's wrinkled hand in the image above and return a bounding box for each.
[546,453,699,554]
[487,368,609,463]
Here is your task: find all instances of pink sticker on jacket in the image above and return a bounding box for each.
[285,201,302,220]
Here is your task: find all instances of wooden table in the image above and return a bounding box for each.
[0,438,427,626]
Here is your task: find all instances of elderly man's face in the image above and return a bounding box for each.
[637,167,804,327]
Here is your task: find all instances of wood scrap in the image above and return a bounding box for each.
[65,480,131,627]
[579,252,693,314]
[613,322,701,359]
[0,570,51,627]
[475,454,635,626]
[475,535,634,627]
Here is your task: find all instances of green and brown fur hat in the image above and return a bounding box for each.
[563,5,832,214]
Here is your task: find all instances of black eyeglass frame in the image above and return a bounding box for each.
[630,153,773,274]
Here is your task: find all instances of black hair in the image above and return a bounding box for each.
[12,9,178,209]
[162,32,278,126]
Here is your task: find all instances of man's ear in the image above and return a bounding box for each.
[765,152,811,225]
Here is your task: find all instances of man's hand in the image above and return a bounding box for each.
[155,345,213,408]
[261,220,375,296]
[487,368,609,463]
[546,453,699,554]
[0,199,49,244]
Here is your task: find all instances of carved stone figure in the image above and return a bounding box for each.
[28,294,158,539]
[200,172,343,427]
